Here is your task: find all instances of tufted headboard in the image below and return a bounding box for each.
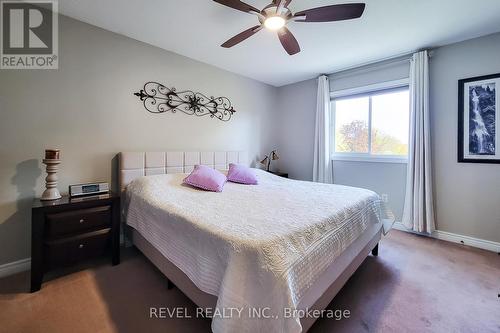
[119,151,248,190]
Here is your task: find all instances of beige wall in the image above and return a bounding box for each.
[274,78,317,181]
[0,15,278,265]
[429,33,500,242]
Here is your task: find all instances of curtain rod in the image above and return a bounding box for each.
[331,51,413,75]
[324,48,434,79]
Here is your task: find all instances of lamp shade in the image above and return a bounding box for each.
[271,150,279,161]
[260,156,270,166]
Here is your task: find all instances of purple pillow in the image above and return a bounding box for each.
[183,165,227,192]
[227,163,258,185]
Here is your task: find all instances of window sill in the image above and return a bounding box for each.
[332,155,408,164]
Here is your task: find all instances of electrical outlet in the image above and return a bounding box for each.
[381,194,389,203]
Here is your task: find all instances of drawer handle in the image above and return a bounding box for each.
[79,244,84,249]
[79,219,85,224]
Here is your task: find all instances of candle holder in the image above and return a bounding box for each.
[41,158,62,201]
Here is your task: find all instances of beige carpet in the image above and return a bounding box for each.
[0,230,499,333]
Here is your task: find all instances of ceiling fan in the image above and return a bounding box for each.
[213,0,366,55]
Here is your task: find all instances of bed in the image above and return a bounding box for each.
[120,151,391,333]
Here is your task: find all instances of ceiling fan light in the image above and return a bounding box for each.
[264,16,286,30]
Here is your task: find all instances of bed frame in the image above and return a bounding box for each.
[119,151,381,332]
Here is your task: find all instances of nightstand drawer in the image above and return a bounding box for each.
[46,206,111,238]
[31,193,120,292]
[44,229,111,269]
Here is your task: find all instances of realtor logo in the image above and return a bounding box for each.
[1,0,58,69]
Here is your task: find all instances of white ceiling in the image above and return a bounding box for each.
[59,0,500,87]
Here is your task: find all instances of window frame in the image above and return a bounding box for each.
[330,78,410,164]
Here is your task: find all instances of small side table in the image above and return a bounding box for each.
[268,171,289,178]
[31,192,120,292]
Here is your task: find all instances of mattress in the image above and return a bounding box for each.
[124,169,387,333]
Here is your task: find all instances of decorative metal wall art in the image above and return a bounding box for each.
[134,82,236,122]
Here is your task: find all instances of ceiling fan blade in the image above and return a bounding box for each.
[294,3,366,22]
[277,27,300,55]
[213,0,260,14]
[221,25,262,48]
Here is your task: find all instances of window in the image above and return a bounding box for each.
[331,81,410,162]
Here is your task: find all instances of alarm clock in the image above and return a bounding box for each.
[69,182,109,197]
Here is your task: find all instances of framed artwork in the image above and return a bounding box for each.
[458,73,500,163]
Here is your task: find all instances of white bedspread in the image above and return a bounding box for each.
[124,169,388,333]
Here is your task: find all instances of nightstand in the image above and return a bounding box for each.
[31,192,120,292]
[269,171,289,178]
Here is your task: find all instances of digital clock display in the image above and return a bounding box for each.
[69,182,108,198]
[82,184,100,193]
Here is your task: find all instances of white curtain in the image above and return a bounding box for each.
[402,50,435,233]
[313,75,333,183]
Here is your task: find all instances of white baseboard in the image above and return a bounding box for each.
[0,258,31,278]
[393,222,500,253]
[392,222,408,232]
